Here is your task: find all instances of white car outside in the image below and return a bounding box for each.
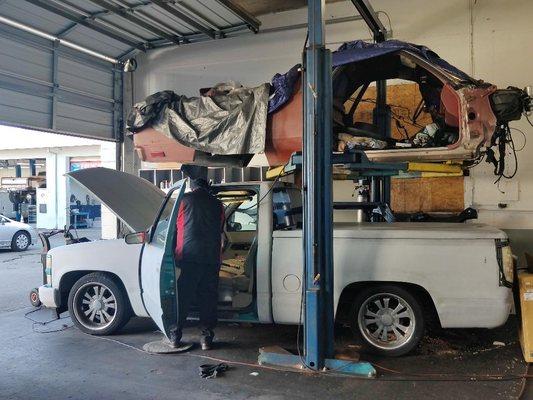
[38,168,514,356]
[0,214,37,251]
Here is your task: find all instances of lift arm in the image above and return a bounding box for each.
[350,0,387,42]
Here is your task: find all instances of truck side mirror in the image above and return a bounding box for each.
[125,231,146,245]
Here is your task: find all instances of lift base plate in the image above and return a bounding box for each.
[258,346,376,377]
[143,340,194,354]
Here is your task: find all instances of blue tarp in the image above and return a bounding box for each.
[268,64,301,113]
[267,40,472,114]
[332,39,472,81]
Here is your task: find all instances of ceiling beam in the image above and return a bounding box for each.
[150,0,216,39]
[25,0,146,51]
[215,0,260,33]
[53,0,149,41]
[111,0,189,42]
[87,0,183,45]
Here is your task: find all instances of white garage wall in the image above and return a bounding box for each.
[134,0,533,231]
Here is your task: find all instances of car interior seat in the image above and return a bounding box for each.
[218,236,257,307]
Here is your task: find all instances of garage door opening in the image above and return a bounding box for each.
[0,125,118,244]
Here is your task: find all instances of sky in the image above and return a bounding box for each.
[0,125,102,151]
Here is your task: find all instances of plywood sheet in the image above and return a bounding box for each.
[391,176,465,213]
[346,83,433,140]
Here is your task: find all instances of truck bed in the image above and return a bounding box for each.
[273,222,507,240]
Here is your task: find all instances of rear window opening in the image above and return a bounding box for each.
[332,52,462,153]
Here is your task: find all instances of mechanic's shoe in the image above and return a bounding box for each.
[200,335,213,350]
[200,330,214,350]
[168,327,182,348]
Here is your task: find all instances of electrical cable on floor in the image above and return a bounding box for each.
[199,363,229,379]
[82,330,533,383]
[517,363,531,399]
[31,325,529,385]
[24,306,72,333]
[79,331,311,375]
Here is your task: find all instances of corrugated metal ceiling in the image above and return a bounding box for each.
[234,0,344,16]
[0,0,262,61]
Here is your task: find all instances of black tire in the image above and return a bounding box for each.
[350,285,424,357]
[29,288,41,307]
[11,231,30,251]
[68,272,131,335]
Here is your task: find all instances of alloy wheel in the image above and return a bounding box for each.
[15,233,29,250]
[73,282,117,331]
[357,292,416,350]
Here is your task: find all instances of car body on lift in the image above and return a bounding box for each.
[131,40,531,167]
[0,214,37,251]
[37,168,514,356]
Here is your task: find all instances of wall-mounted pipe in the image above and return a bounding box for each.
[0,14,118,64]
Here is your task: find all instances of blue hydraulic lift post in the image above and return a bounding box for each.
[259,0,380,377]
[302,0,334,370]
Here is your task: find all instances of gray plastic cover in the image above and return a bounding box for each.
[127,83,270,155]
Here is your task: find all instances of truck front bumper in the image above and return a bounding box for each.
[38,285,60,308]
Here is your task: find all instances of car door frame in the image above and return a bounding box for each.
[138,180,186,341]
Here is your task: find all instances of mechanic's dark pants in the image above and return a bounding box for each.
[174,261,220,343]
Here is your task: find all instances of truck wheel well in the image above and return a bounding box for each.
[336,281,441,329]
[58,270,131,314]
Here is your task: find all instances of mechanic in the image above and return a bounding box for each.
[172,173,224,351]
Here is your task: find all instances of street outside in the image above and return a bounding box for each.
[0,226,102,314]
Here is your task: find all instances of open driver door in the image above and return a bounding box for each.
[139,180,186,344]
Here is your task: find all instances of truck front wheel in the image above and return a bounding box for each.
[350,285,424,357]
[68,273,131,335]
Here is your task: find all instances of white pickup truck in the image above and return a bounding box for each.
[38,168,514,356]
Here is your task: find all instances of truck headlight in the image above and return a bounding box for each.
[496,239,514,287]
[45,254,52,285]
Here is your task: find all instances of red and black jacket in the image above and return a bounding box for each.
[175,188,224,265]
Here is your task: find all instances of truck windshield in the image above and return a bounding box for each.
[227,195,258,232]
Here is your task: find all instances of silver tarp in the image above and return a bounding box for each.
[126,83,270,155]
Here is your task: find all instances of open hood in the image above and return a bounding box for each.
[67,167,165,232]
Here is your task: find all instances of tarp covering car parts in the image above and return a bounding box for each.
[332,40,472,80]
[127,82,270,156]
[128,40,531,171]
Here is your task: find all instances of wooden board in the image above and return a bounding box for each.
[346,83,433,140]
[345,83,464,213]
[391,176,465,213]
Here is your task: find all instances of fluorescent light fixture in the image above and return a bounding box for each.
[0,14,118,64]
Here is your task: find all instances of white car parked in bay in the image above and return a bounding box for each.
[0,214,37,251]
[37,168,514,356]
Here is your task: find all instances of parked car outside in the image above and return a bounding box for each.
[0,214,37,251]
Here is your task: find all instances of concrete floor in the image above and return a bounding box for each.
[0,231,530,399]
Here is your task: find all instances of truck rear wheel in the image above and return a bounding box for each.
[68,273,131,335]
[350,285,424,357]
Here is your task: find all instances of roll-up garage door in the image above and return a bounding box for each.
[0,0,261,142]
[0,23,121,141]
